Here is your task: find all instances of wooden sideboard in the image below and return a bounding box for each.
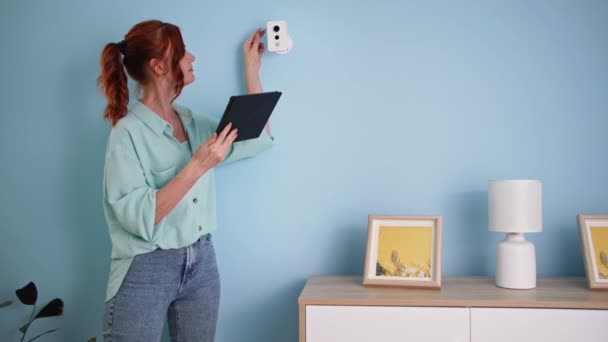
[298,276,608,342]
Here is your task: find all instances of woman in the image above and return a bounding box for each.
[97,20,274,342]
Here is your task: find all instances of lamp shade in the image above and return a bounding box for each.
[488,179,542,233]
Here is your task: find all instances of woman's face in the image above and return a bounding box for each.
[179,50,196,86]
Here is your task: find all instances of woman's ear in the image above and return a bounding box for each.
[148,58,167,76]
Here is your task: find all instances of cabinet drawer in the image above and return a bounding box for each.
[471,308,608,342]
[306,305,470,342]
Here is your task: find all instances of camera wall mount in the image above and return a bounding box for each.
[267,20,293,55]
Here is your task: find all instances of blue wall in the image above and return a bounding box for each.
[1,0,607,341]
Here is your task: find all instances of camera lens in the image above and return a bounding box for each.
[275,35,280,40]
[273,25,280,32]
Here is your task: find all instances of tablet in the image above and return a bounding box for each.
[215,91,282,142]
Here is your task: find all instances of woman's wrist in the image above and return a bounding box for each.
[187,158,208,179]
[245,72,262,93]
[245,69,259,81]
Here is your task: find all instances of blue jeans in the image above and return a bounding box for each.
[103,234,220,342]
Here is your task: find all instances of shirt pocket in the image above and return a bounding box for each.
[148,166,177,189]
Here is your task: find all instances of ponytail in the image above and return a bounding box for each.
[97,42,129,127]
[97,21,186,126]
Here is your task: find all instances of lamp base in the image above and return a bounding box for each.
[495,233,536,289]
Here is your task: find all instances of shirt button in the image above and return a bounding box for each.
[198,225,203,231]
[193,198,198,204]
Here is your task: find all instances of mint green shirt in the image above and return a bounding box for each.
[102,100,274,301]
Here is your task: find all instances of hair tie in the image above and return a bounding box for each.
[116,40,126,55]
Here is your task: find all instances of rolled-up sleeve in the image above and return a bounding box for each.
[104,129,160,243]
[223,129,275,164]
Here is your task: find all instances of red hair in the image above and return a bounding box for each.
[97,20,186,126]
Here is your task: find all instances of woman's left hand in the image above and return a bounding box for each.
[243,28,266,75]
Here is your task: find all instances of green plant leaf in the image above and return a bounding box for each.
[19,322,31,333]
[16,282,37,306]
[0,300,12,308]
[34,298,63,319]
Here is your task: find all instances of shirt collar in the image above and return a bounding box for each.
[129,100,193,137]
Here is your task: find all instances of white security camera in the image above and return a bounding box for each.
[267,20,293,55]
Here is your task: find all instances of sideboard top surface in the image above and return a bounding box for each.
[298,276,608,309]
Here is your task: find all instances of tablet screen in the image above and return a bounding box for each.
[216,91,282,142]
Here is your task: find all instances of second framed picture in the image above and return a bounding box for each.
[577,215,608,290]
[363,215,442,289]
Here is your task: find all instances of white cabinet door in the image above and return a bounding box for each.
[306,306,470,342]
[471,308,608,342]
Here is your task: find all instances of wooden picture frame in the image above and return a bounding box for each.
[363,215,442,289]
[577,215,608,290]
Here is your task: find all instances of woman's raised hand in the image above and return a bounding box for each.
[243,28,266,75]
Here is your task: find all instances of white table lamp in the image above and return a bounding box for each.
[488,179,542,289]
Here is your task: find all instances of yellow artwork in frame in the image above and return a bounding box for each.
[577,215,608,290]
[589,226,608,280]
[376,226,432,279]
[364,215,442,289]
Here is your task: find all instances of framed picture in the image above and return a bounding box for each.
[577,215,608,290]
[363,215,442,289]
